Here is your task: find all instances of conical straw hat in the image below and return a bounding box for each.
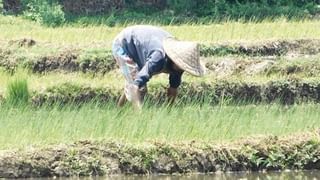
[163,38,205,77]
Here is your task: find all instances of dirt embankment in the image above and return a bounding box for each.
[201,39,320,57]
[1,39,320,74]
[29,80,320,106]
[31,83,120,106]
[205,56,320,78]
[1,131,320,178]
[0,39,116,74]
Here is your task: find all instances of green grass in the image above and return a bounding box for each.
[0,69,122,95]
[0,102,319,149]
[1,15,320,151]
[6,78,29,105]
[1,15,320,47]
[0,0,2,12]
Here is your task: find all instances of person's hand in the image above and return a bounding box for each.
[130,84,142,110]
[167,87,178,105]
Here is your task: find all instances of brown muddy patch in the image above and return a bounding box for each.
[32,50,79,73]
[8,38,36,48]
[31,83,119,106]
[181,80,320,105]
[27,48,116,74]
[1,132,320,178]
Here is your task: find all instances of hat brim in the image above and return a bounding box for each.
[163,38,206,77]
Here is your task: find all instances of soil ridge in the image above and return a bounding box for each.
[1,132,320,178]
[1,39,320,74]
[27,80,320,106]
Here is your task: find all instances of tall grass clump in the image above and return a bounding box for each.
[0,0,3,12]
[6,78,29,106]
[22,0,65,27]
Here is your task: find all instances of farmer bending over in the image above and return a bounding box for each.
[112,25,205,109]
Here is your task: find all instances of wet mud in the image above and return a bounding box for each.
[1,39,320,74]
[27,80,320,106]
[201,39,320,57]
[1,132,320,178]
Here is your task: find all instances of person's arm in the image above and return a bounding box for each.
[133,50,166,88]
[167,71,183,104]
[112,40,126,57]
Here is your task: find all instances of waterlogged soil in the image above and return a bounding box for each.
[1,39,320,74]
[29,80,320,106]
[2,38,320,105]
[201,39,320,57]
[1,132,320,178]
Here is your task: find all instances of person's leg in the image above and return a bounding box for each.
[113,37,133,107]
[113,55,133,105]
[113,50,141,108]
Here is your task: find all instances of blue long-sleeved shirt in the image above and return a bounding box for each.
[112,25,183,88]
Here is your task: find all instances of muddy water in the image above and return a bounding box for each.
[29,171,320,180]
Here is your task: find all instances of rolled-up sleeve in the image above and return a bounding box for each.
[134,50,166,88]
[169,71,183,88]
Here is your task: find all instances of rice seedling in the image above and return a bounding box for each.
[5,77,29,106]
[0,102,319,149]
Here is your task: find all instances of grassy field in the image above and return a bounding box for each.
[1,15,320,47]
[2,12,320,177]
[1,15,320,150]
[1,102,320,150]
